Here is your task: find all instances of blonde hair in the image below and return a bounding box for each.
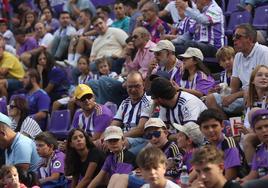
[247,65,268,108]
[216,46,235,61]
[0,165,18,179]
[191,145,224,165]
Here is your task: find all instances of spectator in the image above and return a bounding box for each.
[50,11,76,61]
[0,112,40,187]
[149,77,207,126]
[159,0,181,26]
[111,71,153,155]
[72,84,113,141]
[31,50,70,102]
[35,132,66,187]
[238,0,268,12]
[123,0,142,34]
[20,11,38,35]
[206,24,268,118]
[41,7,60,34]
[90,16,128,73]
[21,68,50,131]
[125,27,156,78]
[111,0,130,33]
[8,95,42,139]
[0,43,25,97]
[197,109,246,180]
[63,0,96,20]
[0,165,27,188]
[0,18,16,47]
[177,47,215,97]
[96,6,113,26]
[88,126,136,188]
[140,1,170,43]
[189,145,242,188]
[175,0,224,57]
[0,34,16,55]
[95,57,118,79]
[65,128,105,188]
[34,0,51,14]
[20,22,54,67]
[137,147,181,188]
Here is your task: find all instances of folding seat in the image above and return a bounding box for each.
[225,0,240,15]
[225,11,252,35]
[253,5,268,29]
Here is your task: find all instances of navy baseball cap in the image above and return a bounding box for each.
[149,70,170,81]
[250,109,268,128]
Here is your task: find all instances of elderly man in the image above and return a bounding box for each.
[175,0,224,57]
[0,112,40,186]
[111,71,153,154]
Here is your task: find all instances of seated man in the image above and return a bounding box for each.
[72,84,113,141]
[0,43,25,97]
[111,71,153,155]
[0,112,40,186]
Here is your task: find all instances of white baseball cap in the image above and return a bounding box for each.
[150,40,175,52]
[178,47,204,61]
[144,118,167,130]
[104,126,123,141]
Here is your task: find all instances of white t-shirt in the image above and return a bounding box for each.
[232,42,268,90]
[164,1,180,24]
[38,33,54,48]
[141,180,181,188]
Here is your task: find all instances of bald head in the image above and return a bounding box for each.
[132,27,151,48]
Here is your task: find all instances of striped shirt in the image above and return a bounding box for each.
[78,72,94,84]
[114,94,153,132]
[158,58,183,84]
[10,116,42,139]
[159,91,207,125]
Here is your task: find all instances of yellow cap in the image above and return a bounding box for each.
[74,84,94,99]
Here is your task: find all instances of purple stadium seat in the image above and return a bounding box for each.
[0,97,7,115]
[47,109,71,139]
[91,0,115,6]
[225,0,240,15]
[253,5,268,29]
[225,11,252,35]
[104,101,118,116]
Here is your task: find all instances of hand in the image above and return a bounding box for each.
[222,95,236,107]
[148,59,158,73]
[136,16,144,26]
[166,158,176,170]
[157,24,165,35]
[234,122,249,135]
[189,179,206,188]
[25,22,31,29]
[37,64,44,75]
[175,0,189,10]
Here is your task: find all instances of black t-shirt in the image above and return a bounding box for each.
[223,180,242,188]
[79,147,106,178]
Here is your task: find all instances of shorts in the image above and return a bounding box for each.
[213,93,244,114]
[7,79,23,92]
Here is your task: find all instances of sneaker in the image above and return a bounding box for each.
[55,60,68,67]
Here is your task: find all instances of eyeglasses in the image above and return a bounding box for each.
[80,94,93,102]
[232,33,247,40]
[126,84,142,89]
[9,105,17,109]
[132,35,139,40]
[144,130,162,139]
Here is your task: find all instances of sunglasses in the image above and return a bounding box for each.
[9,105,17,109]
[80,94,93,102]
[132,35,139,39]
[232,33,247,40]
[144,130,162,139]
[126,84,142,89]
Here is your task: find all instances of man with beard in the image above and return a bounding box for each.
[22,68,50,130]
[125,27,155,78]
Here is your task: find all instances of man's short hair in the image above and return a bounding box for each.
[27,68,40,84]
[136,146,167,169]
[123,0,138,9]
[96,5,111,14]
[197,109,224,126]
[144,1,159,13]
[59,11,70,17]
[13,28,27,36]
[235,23,257,43]
[92,16,104,24]
[149,77,176,100]
[191,145,224,165]
[80,8,93,18]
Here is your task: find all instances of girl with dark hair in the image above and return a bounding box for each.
[65,128,105,188]
[178,47,215,98]
[41,7,60,33]
[32,50,70,102]
[8,95,42,139]
[20,11,38,34]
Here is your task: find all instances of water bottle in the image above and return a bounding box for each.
[180,165,189,188]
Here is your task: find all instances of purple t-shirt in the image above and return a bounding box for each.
[26,89,50,130]
[252,143,268,177]
[17,37,38,56]
[216,135,241,170]
[101,150,136,177]
[38,150,65,178]
[72,104,113,136]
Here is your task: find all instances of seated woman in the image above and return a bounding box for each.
[31,50,70,102]
[178,47,215,98]
[8,95,42,139]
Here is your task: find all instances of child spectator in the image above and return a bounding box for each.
[88,126,136,188]
[238,109,268,185]
[136,147,181,188]
[174,122,204,172]
[0,165,27,188]
[95,57,118,79]
[35,132,67,187]
[197,109,246,180]
[190,145,242,188]
[65,128,105,188]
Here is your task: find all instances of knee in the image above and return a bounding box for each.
[243,133,260,149]
[205,94,216,106]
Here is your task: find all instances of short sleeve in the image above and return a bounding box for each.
[51,152,65,174]
[37,93,50,112]
[251,153,258,171]
[195,72,215,95]
[113,101,125,121]
[224,148,241,169]
[101,155,112,172]
[205,6,222,24]
[49,68,65,85]
[12,140,33,164]
[94,110,112,133]
[140,99,153,118]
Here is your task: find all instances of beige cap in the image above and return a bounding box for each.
[178,47,204,61]
[104,126,123,141]
[150,40,175,52]
[173,122,204,146]
[144,118,166,130]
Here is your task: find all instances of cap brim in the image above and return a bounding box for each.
[149,46,162,52]
[104,135,122,141]
[172,123,186,133]
[76,92,93,99]
[178,54,193,59]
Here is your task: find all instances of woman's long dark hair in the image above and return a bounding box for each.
[182,57,211,80]
[31,50,55,88]
[65,128,96,176]
[11,96,29,132]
